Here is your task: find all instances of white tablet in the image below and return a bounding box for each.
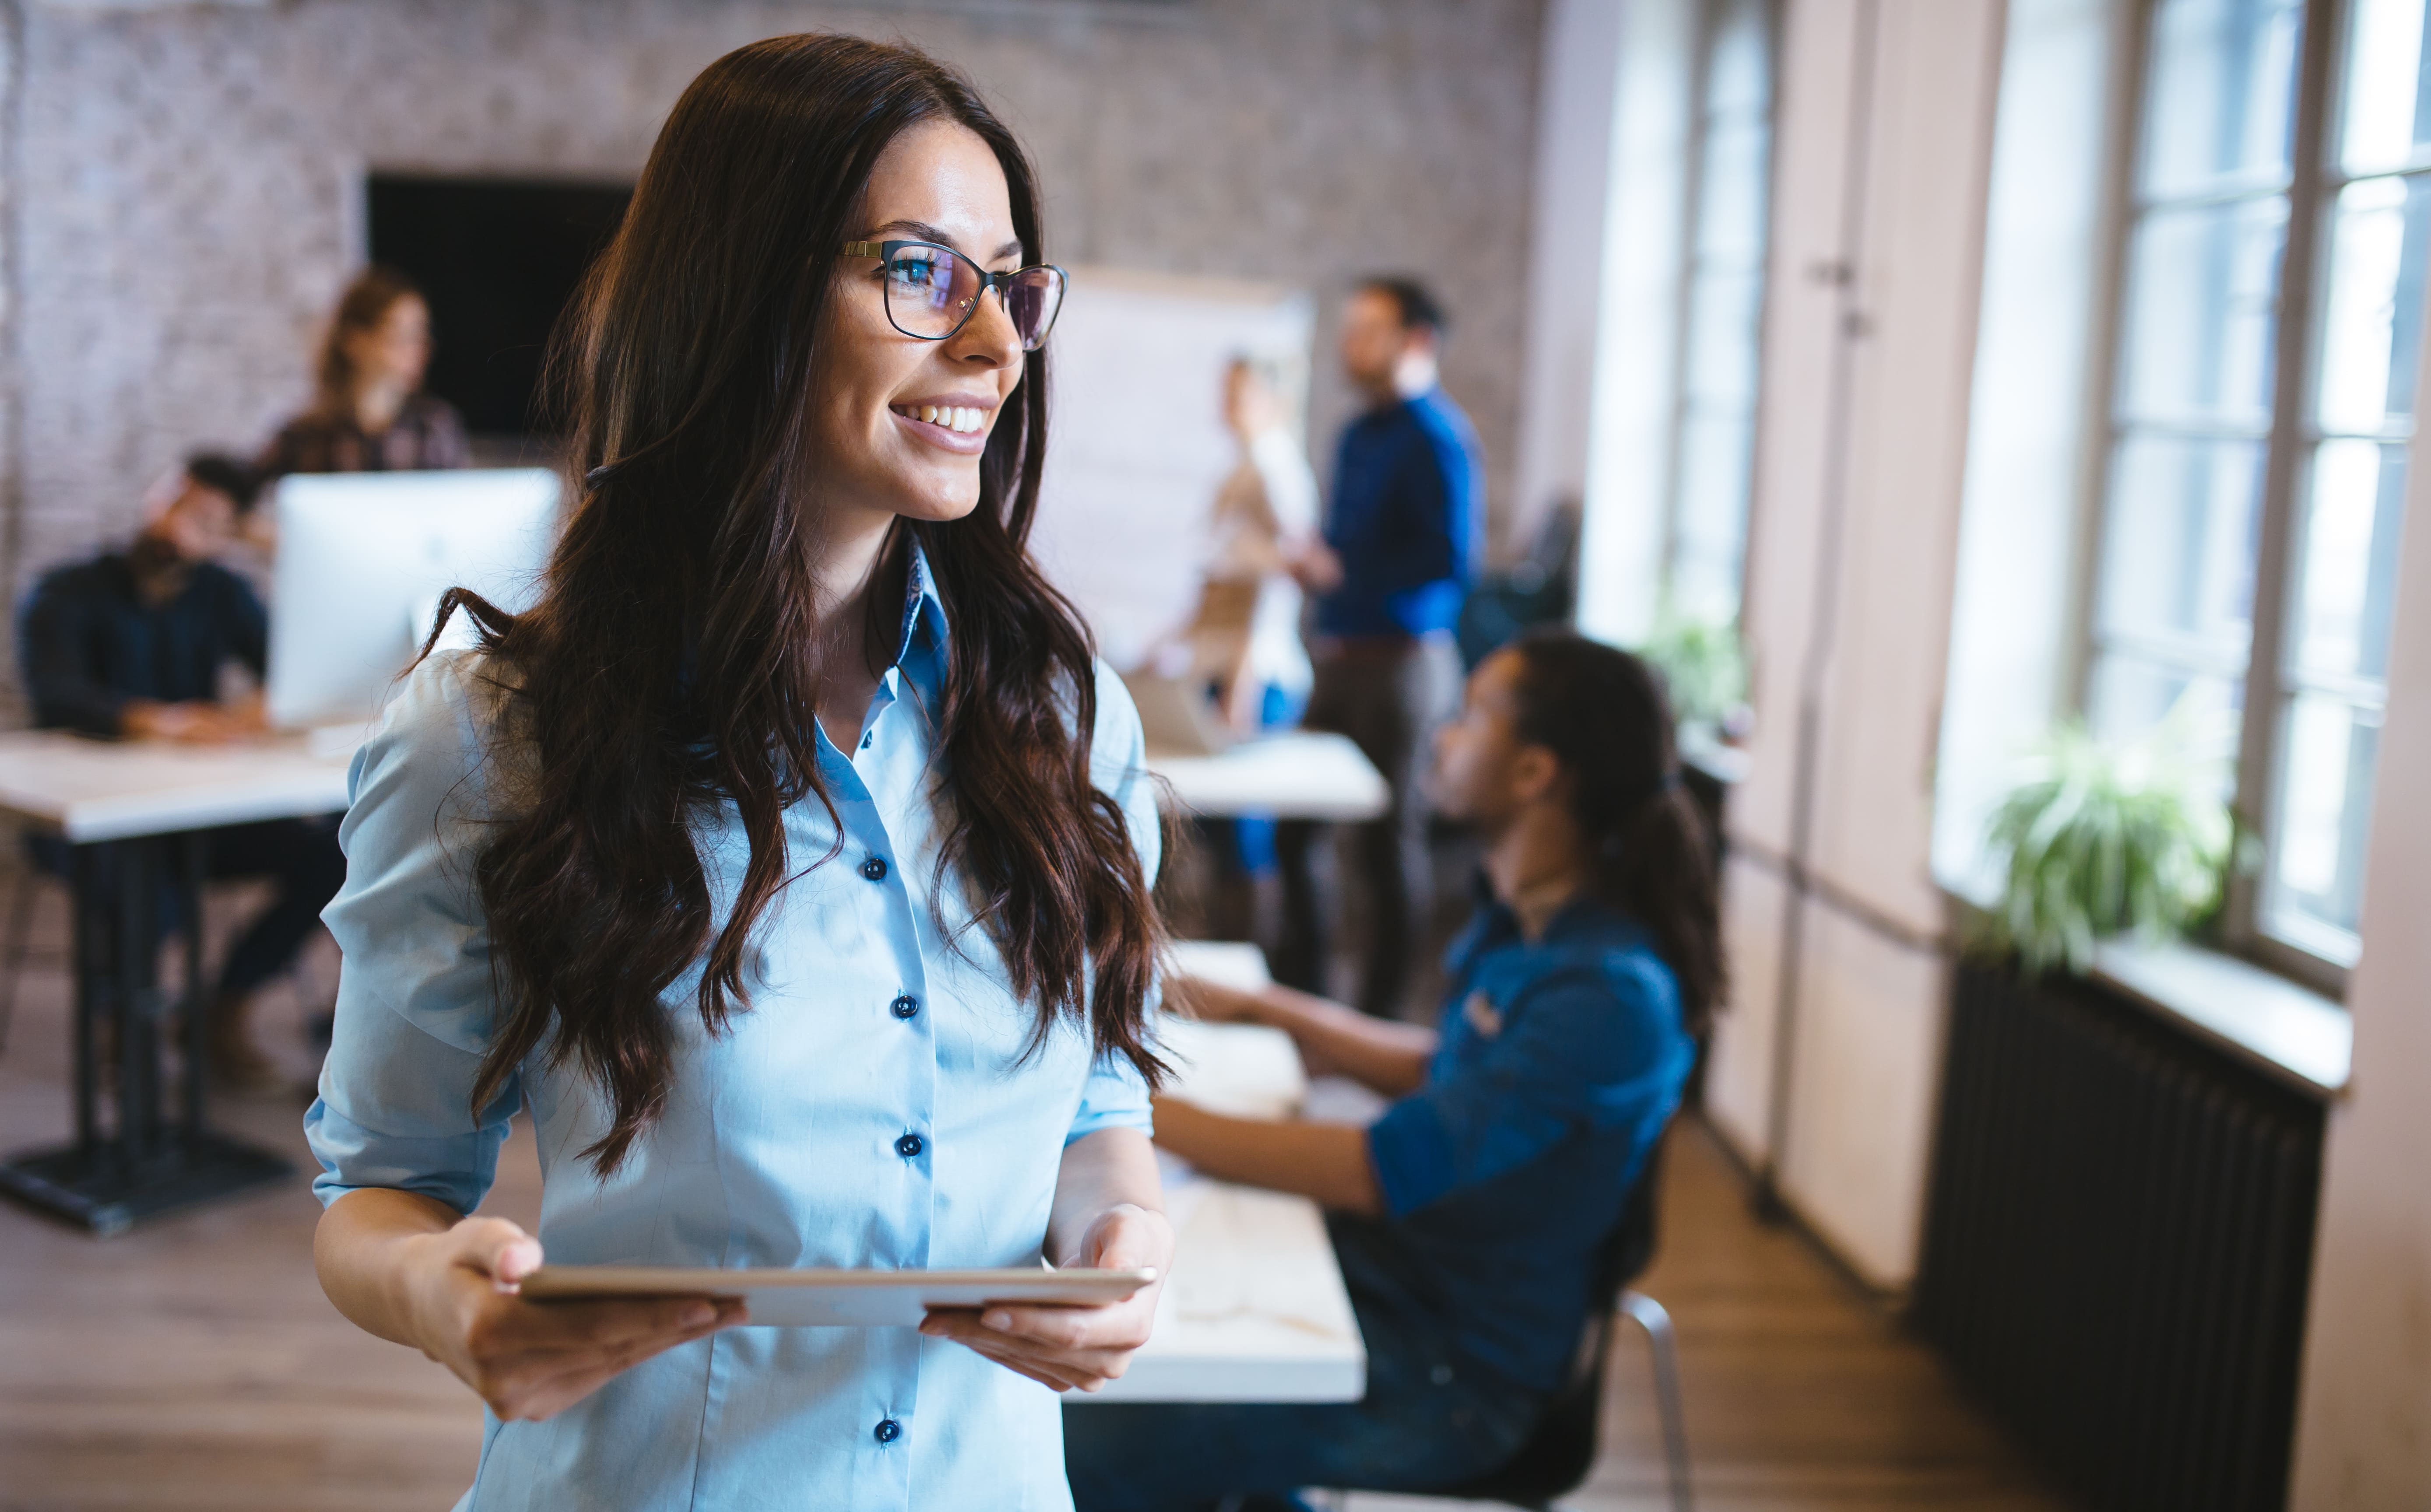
[519,1265,1157,1327]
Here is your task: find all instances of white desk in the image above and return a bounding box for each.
[0,726,1388,835]
[0,730,353,842]
[1144,732,1388,823]
[0,730,347,1233]
[1067,939,1367,1403]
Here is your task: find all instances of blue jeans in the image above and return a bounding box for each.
[1061,1271,1546,1510]
[1230,681,1304,877]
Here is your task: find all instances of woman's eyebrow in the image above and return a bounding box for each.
[867,219,1026,265]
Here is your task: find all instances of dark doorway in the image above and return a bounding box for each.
[365,174,632,442]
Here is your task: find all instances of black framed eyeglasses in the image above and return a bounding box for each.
[842,239,1068,351]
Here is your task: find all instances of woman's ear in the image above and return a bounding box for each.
[1510,744,1564,807]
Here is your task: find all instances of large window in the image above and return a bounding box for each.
[1662,0,1778,628]
[2090,0,2424,984]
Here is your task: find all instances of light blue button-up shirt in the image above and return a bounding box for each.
[304,546,1159,1511]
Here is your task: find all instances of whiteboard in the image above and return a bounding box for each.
[1031,268,1316,669]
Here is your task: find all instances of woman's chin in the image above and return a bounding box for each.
[889,483,987,524]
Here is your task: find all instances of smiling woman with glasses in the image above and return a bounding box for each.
[302,33,1171,1512]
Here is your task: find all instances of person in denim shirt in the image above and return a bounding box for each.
[1064,631,1722,1511]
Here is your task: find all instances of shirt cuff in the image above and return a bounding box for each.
[303,1093,502,1215]
[1064,1101,1154,1145]
[1067,1050,1155,1146]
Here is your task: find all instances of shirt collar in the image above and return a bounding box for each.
[1461,872,1626,950]
[893,536,950,668]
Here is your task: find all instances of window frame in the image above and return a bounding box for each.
[1656,0,1784,629]
[2080,0,2407,999]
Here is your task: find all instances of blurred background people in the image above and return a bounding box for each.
[1183,357,1321,735]
[16,453,344,1091]
[1162,357,1324,939]
[1276,276,1482,1017]
[259,266,470,478]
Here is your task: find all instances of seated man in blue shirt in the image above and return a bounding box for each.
[18,453,344,1091]
[1275,276,1485,1018]
[1063,631,1721,1511]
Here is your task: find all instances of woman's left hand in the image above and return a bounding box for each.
[919,1203,1173,1393]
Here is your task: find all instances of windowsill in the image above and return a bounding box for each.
[1936,873,2351,1099]
[1677,721,1750,785]
[2088,937,2351,1100]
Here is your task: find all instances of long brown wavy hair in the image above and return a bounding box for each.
[1504,631,1725,1036]
[439,34,1165,1173]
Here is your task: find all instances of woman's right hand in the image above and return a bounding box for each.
[403,1216,746,1421]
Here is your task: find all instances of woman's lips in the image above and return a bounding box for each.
[889,404,991,456]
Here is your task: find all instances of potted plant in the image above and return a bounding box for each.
[1639,611,1750,737]
[1923,712,2315,1512]
[1977,715,2236,975]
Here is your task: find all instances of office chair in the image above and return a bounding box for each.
[1311,1130,1693,1512]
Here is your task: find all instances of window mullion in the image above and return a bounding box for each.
[1657,0,1721,610]
[2067,0,2155,720]
[2225,0,2343,955]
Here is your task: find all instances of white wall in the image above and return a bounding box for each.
[1932,0,2122,901]
[1509,0,1628,556]
[1702,0,2004,1288]
[2287,210,2431,1507]
[1574,0,1697,646]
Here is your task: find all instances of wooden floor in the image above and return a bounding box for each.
[0,883,2073,1511]
[1353,1125,2076,1512]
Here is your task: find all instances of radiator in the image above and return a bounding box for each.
[1915,964,2325,1512]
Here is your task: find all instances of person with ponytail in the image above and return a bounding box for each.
[303,36,1171,1510]
[1066,629,1718,1509]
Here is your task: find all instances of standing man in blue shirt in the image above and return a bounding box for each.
[1278,277,1484,1017]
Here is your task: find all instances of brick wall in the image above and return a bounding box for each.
[6,0,1542,698]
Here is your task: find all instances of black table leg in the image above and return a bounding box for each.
[68,843,97,1153]
[0,830,292,1235]
[180,830,207,1140]
[116,837,152,1159]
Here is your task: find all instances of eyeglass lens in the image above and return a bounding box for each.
[882,246,1064,350]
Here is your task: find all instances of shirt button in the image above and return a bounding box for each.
[895,1132,924,1159]
[891,993,920,1020]
[874,1417,902,1445]
[860,855,889,881]
[861,732,873,750]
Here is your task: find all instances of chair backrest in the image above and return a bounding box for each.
[1436,1122,1672,1507]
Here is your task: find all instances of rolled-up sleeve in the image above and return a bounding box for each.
[304,652,519,1215]
[1065,660,1162,1144]
[1365,958,1689,1218]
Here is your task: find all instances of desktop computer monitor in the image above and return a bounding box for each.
[267,468,562,730]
